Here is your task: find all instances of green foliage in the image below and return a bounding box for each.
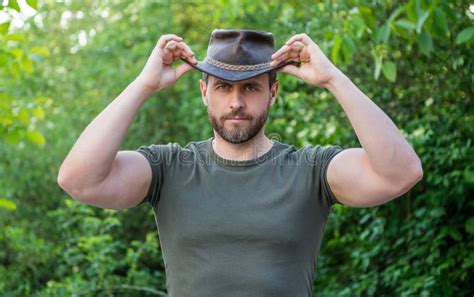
[0,3,51,147]
[0,0,472,296]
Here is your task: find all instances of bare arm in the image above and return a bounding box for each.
[272,33,423,207]
[324,74,422,207]
[58,34,196,210]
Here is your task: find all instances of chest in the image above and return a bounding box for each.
[155,165,324,249]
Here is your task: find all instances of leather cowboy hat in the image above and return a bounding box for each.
[187,29,292,82]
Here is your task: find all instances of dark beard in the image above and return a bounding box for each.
[209,106,269,144]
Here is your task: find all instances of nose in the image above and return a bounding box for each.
[229,88,246,110]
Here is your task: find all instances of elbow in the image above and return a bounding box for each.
[57,169,78,199]
[57,167,70,193]
[57,167,89,203]
[402,157,424,190]
[411,156,424,183]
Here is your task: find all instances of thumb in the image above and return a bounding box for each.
[277,64,300,77]
[175,63,196,80]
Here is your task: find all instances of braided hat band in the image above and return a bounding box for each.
[204,57,271,72]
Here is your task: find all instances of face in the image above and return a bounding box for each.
[200,74,279,144]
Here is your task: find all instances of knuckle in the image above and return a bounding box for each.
[159,34,171,41]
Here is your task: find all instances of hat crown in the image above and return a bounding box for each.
[206,29,275,66]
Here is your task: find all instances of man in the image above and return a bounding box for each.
[58,29,423,296]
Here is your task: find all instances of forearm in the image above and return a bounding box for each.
[325,71,422,179]
[58,79,153,189]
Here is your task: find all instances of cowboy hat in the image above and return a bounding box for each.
[187,29,292,82]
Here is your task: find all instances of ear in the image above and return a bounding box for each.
[269,80,279,106]
[199,79,208,106]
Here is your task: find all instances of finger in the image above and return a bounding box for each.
[286,33,311,46]
[157,34,183,49]
[182,54,198,64]
[271,52,291,67]
[166,42,196,63]
[175,63,196,80]
[272,45,291,59]
[164,40,180,50]
[271,57,301,68]
[175,43,197,63]
[289,51,300,59]
[171,48,196,65]
[271,50,290,64]
[289,41,305,52]
[276,64,300,76]
[272,42,303,61]
[178,42,196,59]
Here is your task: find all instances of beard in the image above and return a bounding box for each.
[208,105,270,144]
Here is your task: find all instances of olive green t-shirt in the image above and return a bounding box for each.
[136,138,343,297]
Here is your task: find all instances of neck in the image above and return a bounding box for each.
[212,130,274,161]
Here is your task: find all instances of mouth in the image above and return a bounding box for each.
[226,117,248,123]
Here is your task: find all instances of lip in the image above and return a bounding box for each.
[227,118,248,122]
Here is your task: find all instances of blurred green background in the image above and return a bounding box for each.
[1,0,473,296]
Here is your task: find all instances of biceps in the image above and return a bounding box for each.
[327,148,404,208]
[85,151,152,210]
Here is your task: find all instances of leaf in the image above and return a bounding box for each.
[10,48,23,58]
[372,51,383,80]
[0,198,16,211]
[418,31,433,56]
[7,0,21,12]
[6,130,21,144]
[0,21,10,35]
[375,23,391,44]
[26,130,45,146]
[18,108,29,124]
[415,10,430,34]
[464,170,474,185]
[5,33,25,42]
[32,107,45,119]
[0,53,9,67]
[433,8,449,38]
[466,218,474,235]
[382,61,397,82]
[455,26,474,45]
[0,93,16,102]
[387,6,404,23]
[358,6,377,28]
[26,0,38,9]
[22,56,33,73]
[353,15,366,38]
[449,228,462,241]
[31,47,50,56]
[341,36,356,63]
[395,19,416,31]
[331,35,343,64]
[430,208,445,218]
[34,96,52,104]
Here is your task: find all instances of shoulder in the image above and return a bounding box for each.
[136,139,213,165]
[278,142,343,163]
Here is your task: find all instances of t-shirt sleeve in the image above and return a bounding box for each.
[307,144,344,210]
[135,143,173,208]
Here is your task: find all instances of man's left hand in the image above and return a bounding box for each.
[271,33,342,89]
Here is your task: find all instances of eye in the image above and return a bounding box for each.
[244,84,259,92]
[216,84,231,91]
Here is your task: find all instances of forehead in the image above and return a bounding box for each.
[208,74,268,85]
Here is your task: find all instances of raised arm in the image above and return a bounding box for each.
[57,34,196,210]
[272,33,423,208]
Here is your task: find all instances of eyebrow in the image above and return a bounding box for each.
[213,79,263,86]
[214,80,233,85]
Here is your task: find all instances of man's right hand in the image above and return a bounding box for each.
[136,34,197,93]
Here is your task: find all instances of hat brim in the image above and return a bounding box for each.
[184,59,296,82]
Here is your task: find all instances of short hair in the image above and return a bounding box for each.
[202,71,277,88]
